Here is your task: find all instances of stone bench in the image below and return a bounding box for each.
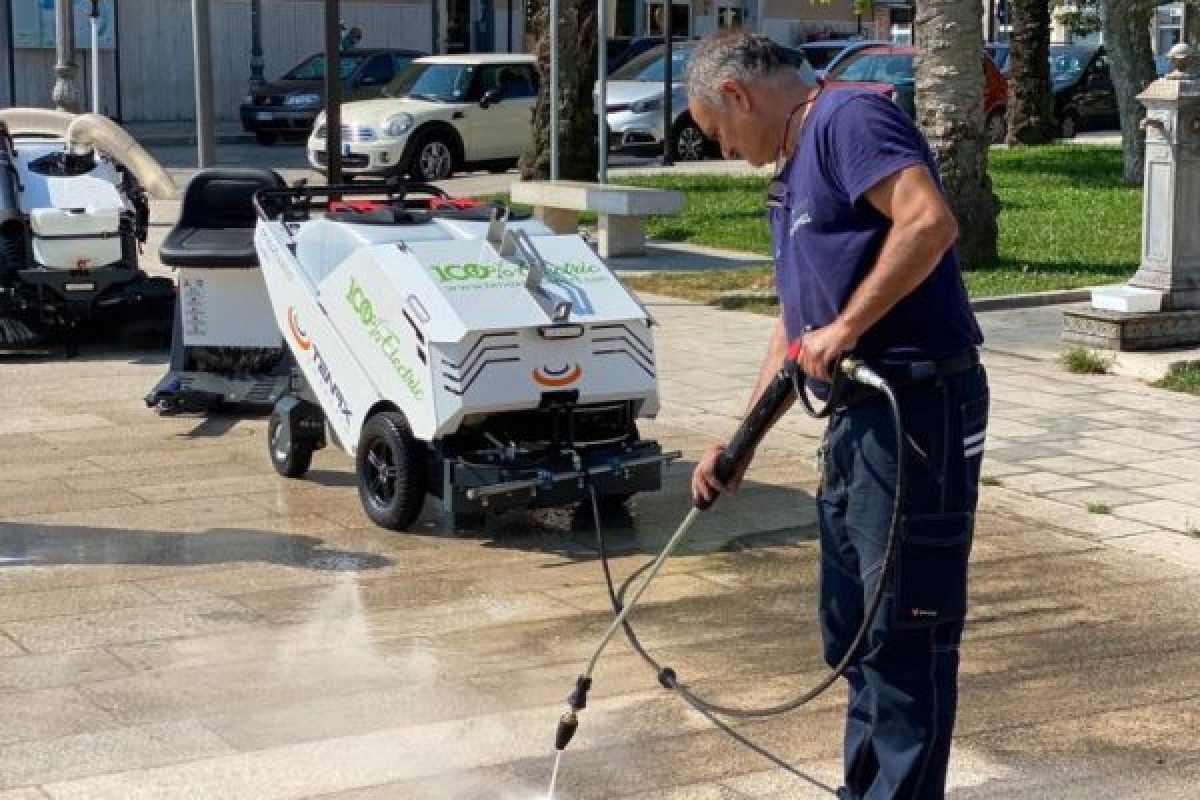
[509,180,684,258]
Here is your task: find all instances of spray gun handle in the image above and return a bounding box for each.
[696,341,802,511]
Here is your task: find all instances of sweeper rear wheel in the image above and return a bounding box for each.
[268,409,314,478]
[356,411,427,531]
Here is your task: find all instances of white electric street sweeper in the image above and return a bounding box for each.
[246,181,675,530]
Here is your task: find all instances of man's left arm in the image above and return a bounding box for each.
[797,165,958,382]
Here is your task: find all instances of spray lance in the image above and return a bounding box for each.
[553,340,903,755]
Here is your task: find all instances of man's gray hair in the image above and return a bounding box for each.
[685,31,817,107]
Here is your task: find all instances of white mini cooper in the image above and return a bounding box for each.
[307,53,538,181]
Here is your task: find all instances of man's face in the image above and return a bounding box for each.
[689,81,776,167]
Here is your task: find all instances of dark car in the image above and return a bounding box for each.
[1050,45,1118,138]
[240,48,425,145]
[826,45,1010,143]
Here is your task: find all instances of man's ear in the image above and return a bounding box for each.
[717,79,750,114]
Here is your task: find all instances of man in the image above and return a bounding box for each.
[686,31,989,800]
[339,25,363,52]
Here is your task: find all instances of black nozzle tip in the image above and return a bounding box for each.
[657,667,677,689]
[567,675,592,711]
[555,710,579,751]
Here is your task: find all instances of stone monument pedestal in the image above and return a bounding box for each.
[1062,43,1200,351]
[1062,307,1200,350]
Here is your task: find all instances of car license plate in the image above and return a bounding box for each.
[64,282,96,292]
[341,143,353,156]
[256,111,273,121]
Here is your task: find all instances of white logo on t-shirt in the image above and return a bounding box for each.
[791,211,811,236]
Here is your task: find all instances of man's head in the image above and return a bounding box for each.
[685,31,818,166]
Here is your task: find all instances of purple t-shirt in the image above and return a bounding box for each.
[770,88,982,368]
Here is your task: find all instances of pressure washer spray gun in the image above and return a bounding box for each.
[552,341,898,762]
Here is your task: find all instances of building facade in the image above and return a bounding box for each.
[1,0,527,122]
[1050,2,1189,52]
[0,0,875,124]
[617,0,862,44]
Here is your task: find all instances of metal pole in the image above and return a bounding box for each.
[113,0,122,121]
[191,0,216,167]
[507,0,514,51]
[325,0,343,187]
[90,1,101,113]
[550,0,560,180]
[662,0,673,166]
[52,0,81,112]
[3,0,16,106]
[597,0,607,183]
[250,0,265,86]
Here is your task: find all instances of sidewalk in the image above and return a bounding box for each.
[649,295,1200,567]
[1,290,1198,798]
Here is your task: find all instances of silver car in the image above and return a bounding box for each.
[603,41,810,161]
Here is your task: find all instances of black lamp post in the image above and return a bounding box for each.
[250,0,265,87]
[324,0,343,187]
[52,0,80,112]
[662,1,673,167]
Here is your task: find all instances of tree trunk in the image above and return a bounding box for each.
[1103,0,1159,184]
[520,1,598,181]
[1006,0,1054,144]
[915,0,999,268]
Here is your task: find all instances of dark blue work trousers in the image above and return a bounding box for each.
[819,364,989,800]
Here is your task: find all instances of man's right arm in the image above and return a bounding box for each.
[691,315,794,505]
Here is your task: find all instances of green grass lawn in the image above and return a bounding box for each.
[1155,363,1200,396]
[615,145,1141,301]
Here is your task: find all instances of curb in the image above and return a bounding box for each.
[713,287,1093,313]
[969,288,1091,312]
[135,133,259,147]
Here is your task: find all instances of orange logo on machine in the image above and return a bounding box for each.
[532,363,582,388]
[287,306,312,351]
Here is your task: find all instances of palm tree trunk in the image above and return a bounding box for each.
[1006,0,1054,144]
[521,0,598,181]
[915,0,999,268]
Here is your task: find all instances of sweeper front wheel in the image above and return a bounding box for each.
[356,411,427,531]
[268,409,314,478]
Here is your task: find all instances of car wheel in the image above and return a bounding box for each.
[254,130,279,146]
[268,410,314,479]
[356,411,427,531]
[410,134,456,182]
[672,117,708,162]
[985,110,1007,145]
[1058,111,1080,139]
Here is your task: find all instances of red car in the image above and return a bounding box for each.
[824,45,1009,144]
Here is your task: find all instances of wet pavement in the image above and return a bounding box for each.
[2,289,1200,798]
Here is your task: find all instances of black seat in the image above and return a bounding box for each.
[159,168,284,268]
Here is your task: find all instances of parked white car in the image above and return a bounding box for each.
[307,54,538,181]
[604,40,809,161]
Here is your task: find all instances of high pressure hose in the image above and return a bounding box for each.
[554,348,906,751]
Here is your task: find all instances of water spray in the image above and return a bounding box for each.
[547,343,906,796]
